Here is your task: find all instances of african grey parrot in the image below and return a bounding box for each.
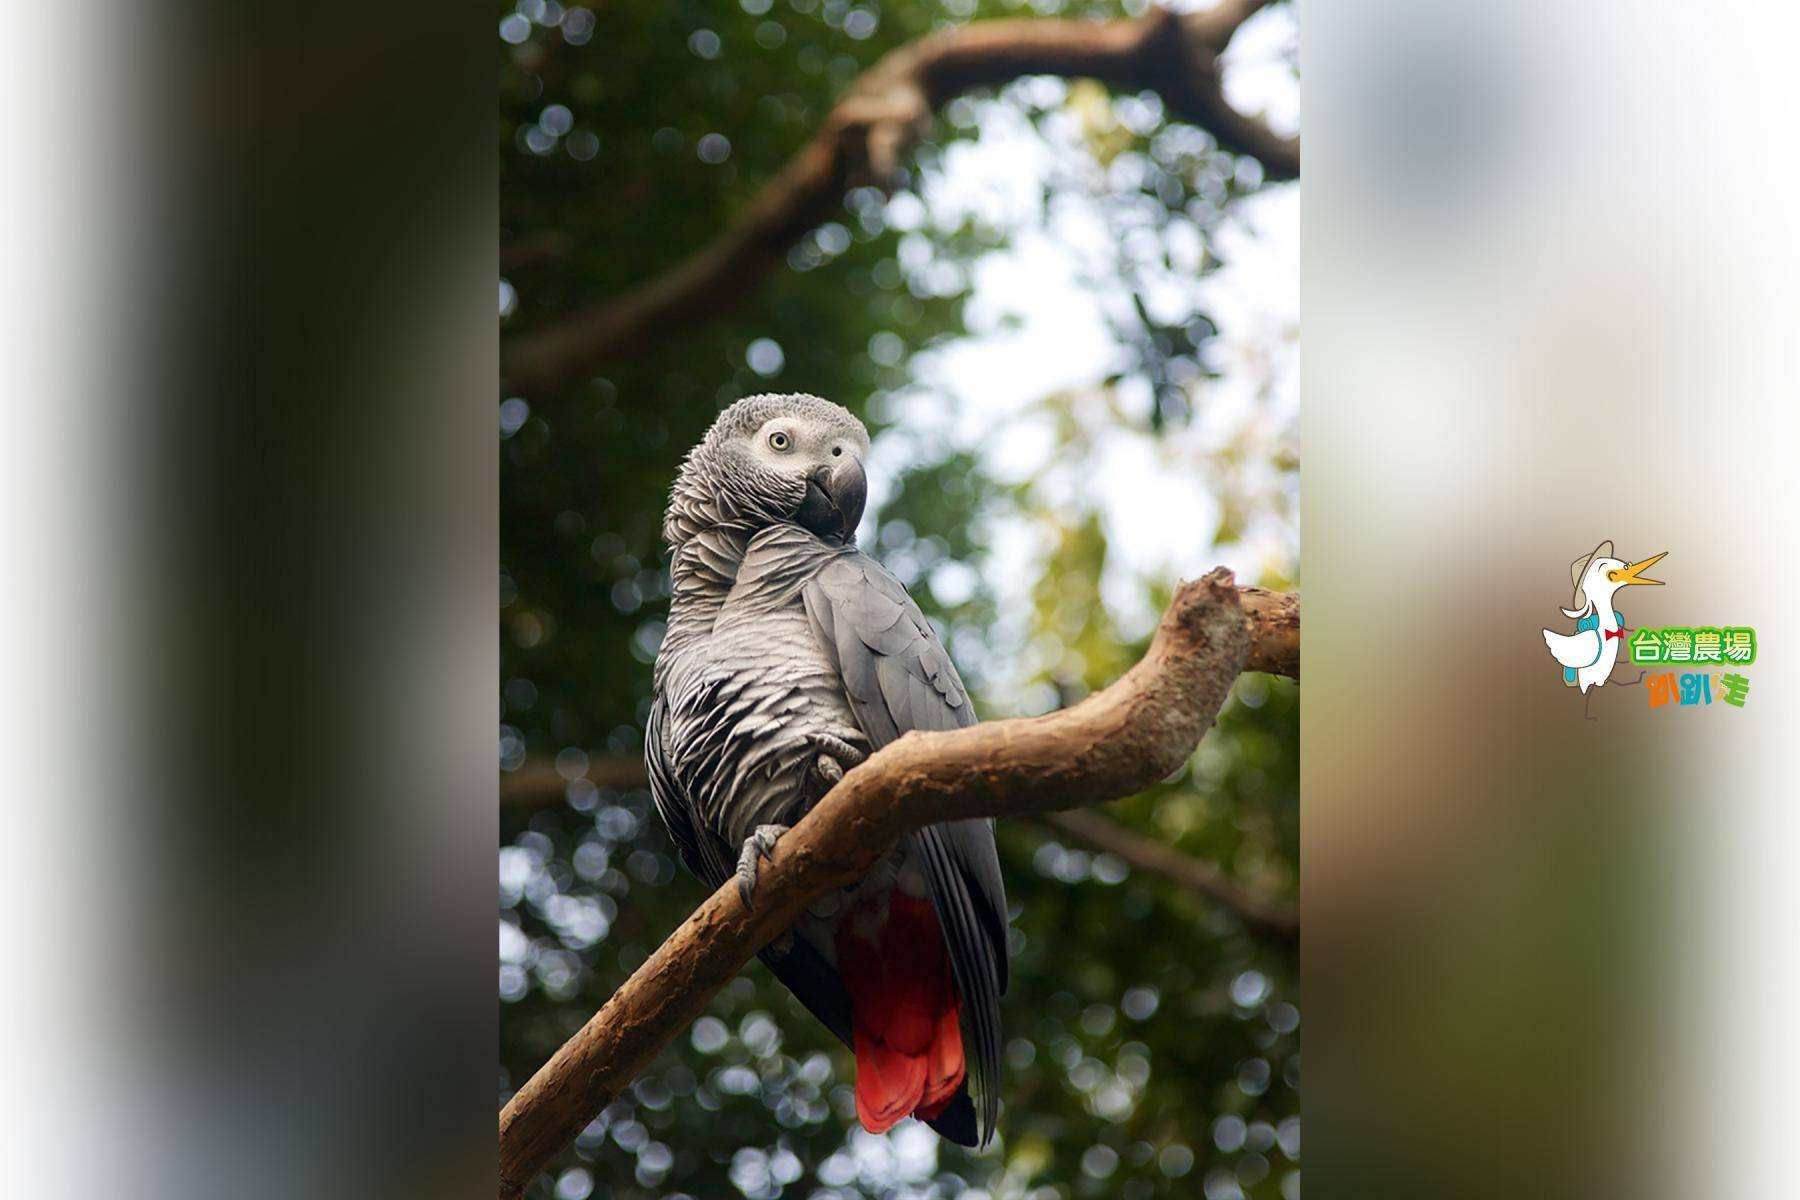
[645,393,1008,1147]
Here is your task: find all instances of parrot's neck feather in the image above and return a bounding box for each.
[664,522,755,649]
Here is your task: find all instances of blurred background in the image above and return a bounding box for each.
[1304,3,1799,1199]
[499,3,1299,1199]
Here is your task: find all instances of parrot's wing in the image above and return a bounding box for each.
[645,696,728,885]
[803,551,1008,1143]
[1543,627,1600,669]
[648,695,858,1050]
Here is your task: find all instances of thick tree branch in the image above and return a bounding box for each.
[1032,809,1297,943]
[499,3,1298,395]
[497,585,1296,811]
[1238,584,1300,681]
[498,567,1284,1198]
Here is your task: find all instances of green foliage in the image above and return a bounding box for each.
[501,3,1298,1198]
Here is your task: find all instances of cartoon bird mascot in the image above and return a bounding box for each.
[1542,540,1665,720]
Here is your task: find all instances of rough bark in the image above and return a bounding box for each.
[1238,584,1300,681]
[499,2,1298,395]
[497,567,1283,1199]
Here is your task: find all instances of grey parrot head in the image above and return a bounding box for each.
[665,393,872,547]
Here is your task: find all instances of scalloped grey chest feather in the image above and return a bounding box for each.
[655,524,868,852]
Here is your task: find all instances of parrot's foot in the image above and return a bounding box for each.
[809,735,864,800]
[736,823,790,909]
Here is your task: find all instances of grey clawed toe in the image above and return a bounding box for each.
[735,823,790,909]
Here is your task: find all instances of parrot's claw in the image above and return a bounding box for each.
[809,735,863,800]
[735,823,789,909]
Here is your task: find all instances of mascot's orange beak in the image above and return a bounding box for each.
[1608,552,1666,587]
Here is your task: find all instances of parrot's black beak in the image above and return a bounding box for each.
[793,457,866,543]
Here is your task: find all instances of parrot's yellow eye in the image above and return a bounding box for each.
[768,431,792,451]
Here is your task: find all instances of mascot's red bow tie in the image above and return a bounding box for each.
[1604,627,1628,641]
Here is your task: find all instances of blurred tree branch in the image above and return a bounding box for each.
[499,754,651,808]
[498,569,1295,1199]
[1031,809,1297,943]
[499,2,1298,395]
[499,229,574,275]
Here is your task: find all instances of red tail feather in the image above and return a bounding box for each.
[836,891,966,1134]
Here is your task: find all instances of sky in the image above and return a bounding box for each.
[864,2,1299,689]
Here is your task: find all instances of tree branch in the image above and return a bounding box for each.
[1238,584,1300,681]
[499,229,574,276]
[497,585,1295,811]
[499,755,650,810]
[499,3,1298,395]
[498,567,1287,1198]
[1031,809,1296,943]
